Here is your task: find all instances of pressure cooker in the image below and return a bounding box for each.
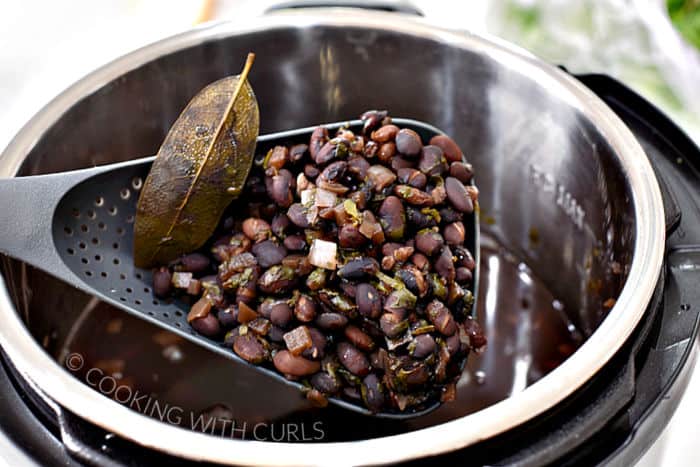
[0,5,699,466]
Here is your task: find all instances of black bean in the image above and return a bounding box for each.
[345,325,375,352]
[397,168,427,189]
[337,257,379,280]
[289,143,308,162]
[391,156,416,171]
[463,317,487,353]
[257,266,297,294]
[283,235,306,251]
[191,314,221,337]
[267,169,294,208]
[320,161,347,183]
[338,224,366,249]
[311,372,341,394]
[456,267,473,283]
[394,185,434,206]
[367,165,397,192]
[406,207,438,230]
[218,307,238,328]
[418,145,448,176]
[397,266,428,298]
[356,283,382,319]
[287,203,312,228]
[412,334,436,358]
[435,247,456,282]
[302,327,327,360]
[179,253,210,273]
[316,312,348,330]
[454,245,476,270]
[251,240,287,268]
[415,229,444,256]
[378,196,406,241]
[444,221,465,246]
[271,213,291,238]
[337,342,370,376]
[273,350,320,376]
[395,128,423,157]
[361,373,385,412]
[361,110,388,135]
[439,207,463,224]
[371,124,399,143]
[269,301,293,328]
[347,156,370,180]
[377,142,396,164]
[268,325,286,343]
[233,333,268,363]
[449,161,473,183]
[153,267,172,298]
[430,134,463,163]
[295,294,317,322]
[445,177,474,213]
[380,312,408,338]
[309,126,328,160]
[426,300,457,336]
[242,218,271,242]
[304,163,320,179]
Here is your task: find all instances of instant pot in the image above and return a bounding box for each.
[1,5,699,466]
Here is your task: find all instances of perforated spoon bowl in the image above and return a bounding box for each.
[0,118,479,419]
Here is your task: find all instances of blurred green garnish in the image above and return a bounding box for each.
[668,0,700,51]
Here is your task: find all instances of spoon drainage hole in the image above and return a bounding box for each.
[95,197,104,207]
[119,274,126,280]
[126,215,134,224]
[80,225,88,233]
[64,227,73,236]
[120,188,131,200]
[98,222,106,230]
[113,243,119,250]
[135,299,142,305]
[113,258,120,265]
[81,258,88,265]
[108,206,118,216]
[101,272,108,278]
[94,255,102,262]
[85,271,93,277]
[174,310,183,317]
[175,323,181,328]
[132,177,143,190]
[116,228,124,236]
[120,297,126,302]
[71,208,80,218]
[91,238,99,245]
[144,287,150,293]
[135,273,142,280]
[79,242,86,250]
[147,311,154,316]
[126,288,133,294]
[163,312,169,318]
[152,300,159,306]
[66,248,75,255]
[87,210,96,219]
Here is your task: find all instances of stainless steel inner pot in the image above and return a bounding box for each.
[0,9,664,466]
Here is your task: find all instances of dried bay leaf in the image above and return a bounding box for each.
[134,53,259,268]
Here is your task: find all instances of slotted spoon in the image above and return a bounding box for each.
[0,118,479,419]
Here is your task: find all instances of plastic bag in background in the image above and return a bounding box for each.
[482,0,700,142]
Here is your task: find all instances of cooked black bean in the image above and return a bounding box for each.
[378,196,405,241]
[267,169,294,207]
[283,234,306,251]
[395,128,423,157]
[257,266,297,294]
[426,300,457,336]
[269,301,293,328]
[153,267,172,298]
[347,156,370,180]
[233,333,268,363]
[449,161,473,183]
[445,177,474,213]
[337,342,370,376]
[337,257,379,280]
[242,218,271,242]
[444,221,465,246]
[302,327,327,360]
[463,317,487,353]
[304,163,320,179]
[391,156,416,172]
[309,126,328,160]
[179,253,211,273]
[316,312,348,330]
[418,145,447,176]
[429,134,463,163]
[294,294,317,322]
[377,142,396,164]
[251,240,287,268]
[456,267,473,283]
[361,109,388,135]
[191,314,221,337]
[345,325,376,352]
[271,213,291,238]
[356,283,382,319]
[289,143,308,162]
[435,247,456,282]
[273,350,320,376]
[320,161,347,183]
[380,312,408,338]
[454,245,476,270]
[397,168,427,189]
[286,203,312,228]
[311,372,342,394]
[218,307,238,328]
[338,224,366,249]
[415,229,445,256]
[371,124,399,143]
[412,334,436,358]
[361,373,385,412]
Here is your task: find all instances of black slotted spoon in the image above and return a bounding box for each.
[0,118,479,419]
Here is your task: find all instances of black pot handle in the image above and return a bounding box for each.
[575,73,684,235]
[265,0,423,16]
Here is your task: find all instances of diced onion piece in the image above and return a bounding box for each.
[300,188,315,206]
[315,188,337,208]
[172,271,193,289]
[283,325,313,356]
[308,239,338,270]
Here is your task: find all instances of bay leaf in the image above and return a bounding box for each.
[134,53,259,268]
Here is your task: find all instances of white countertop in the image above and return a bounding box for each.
[0,1,698,465]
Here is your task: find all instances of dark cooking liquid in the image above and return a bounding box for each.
[62,232,582,441]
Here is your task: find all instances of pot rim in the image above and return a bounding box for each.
[0,9,665,466]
